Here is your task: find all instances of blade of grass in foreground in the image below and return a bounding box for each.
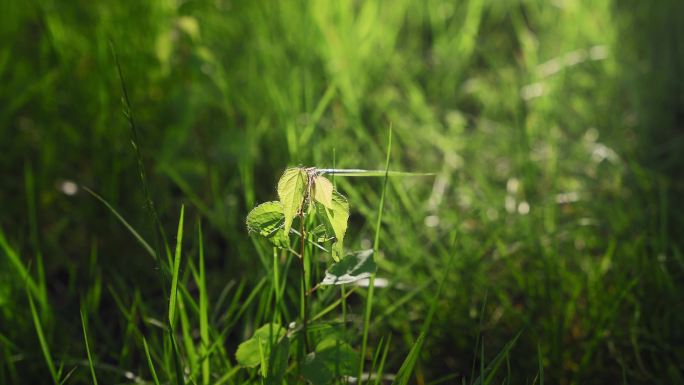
[359,126,393,382]
[111,40,169,259]
[392,246,457,385]
[392,333,425,385]
[197,223,211,385]
[374,334,392,385]
[24,164,48,310]
[0,229,43,305]
[469,291,488,385]
[168,204,185,330]
[170,331,186,385]
[28,289,58,384]
[537,343,544,385]
[142,336,161,385]
[178,294,198,376]
[80,307,99,385]
[215,366,241,385]
[167,205,186,385]
[58,366,77,385]
[82,187,155,259]
[472,330,523,385]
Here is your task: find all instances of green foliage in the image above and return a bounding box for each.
[235,324,287,369]
[301,339,359,385]
[320,249,376,286]
[249,168,351,261]
[264,337,290,385]
[313,175,334,208]
[277,168,307,237]
[246,201,289,248]
[315,190,349,261]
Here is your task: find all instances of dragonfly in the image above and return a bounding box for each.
[311,168,435,177]
[301,167,434,200]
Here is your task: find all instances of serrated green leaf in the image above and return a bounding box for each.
[235,324,287,368]
[246,201,283,234]
[315,190,349,261]
[313,175,334,208]
[246,201,289,248]
[302,339,359,385]
[320,250,376,286]
[277,168,307,237]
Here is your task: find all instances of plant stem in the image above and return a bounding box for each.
[300,213,310,352]
[273,248,281,324]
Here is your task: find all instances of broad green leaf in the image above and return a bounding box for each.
[302,339,359,385]
[313,175,334,208]
[320,250,376,286]
[235,324,287,368]
[315,190,349,261]
[277,168,307,237]
[246,201,288,248]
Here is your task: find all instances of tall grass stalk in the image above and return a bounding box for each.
[80,307,99,385]
[197,223,210,385]
[359,126,392,381]
[27,289,58,384]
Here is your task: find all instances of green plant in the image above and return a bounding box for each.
[241,167,379,384]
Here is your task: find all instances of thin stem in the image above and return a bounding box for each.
[341,285,347,326]
[273,248,281,324]
[300,214,310,352]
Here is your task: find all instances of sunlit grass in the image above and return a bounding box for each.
[0,0,682,384]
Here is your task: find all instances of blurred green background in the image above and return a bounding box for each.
[1,0,683,384]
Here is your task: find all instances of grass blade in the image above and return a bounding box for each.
[391,243,457,385]
[1,229,43,306]
[198,223,211,385]
[58,366,77,385]
[166,205,186,385]
[472,330,524,385]
[359,126,393,381]
[80,307,99,385]
[373,334,392,385]
[537,344,544,385]
[170,330,186,385]
[391,332,425,385]
[27,289,58,384]
[142,336,161,385]
[168,205,185,330]
[82,187,155,259]
[215,366,240,385]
